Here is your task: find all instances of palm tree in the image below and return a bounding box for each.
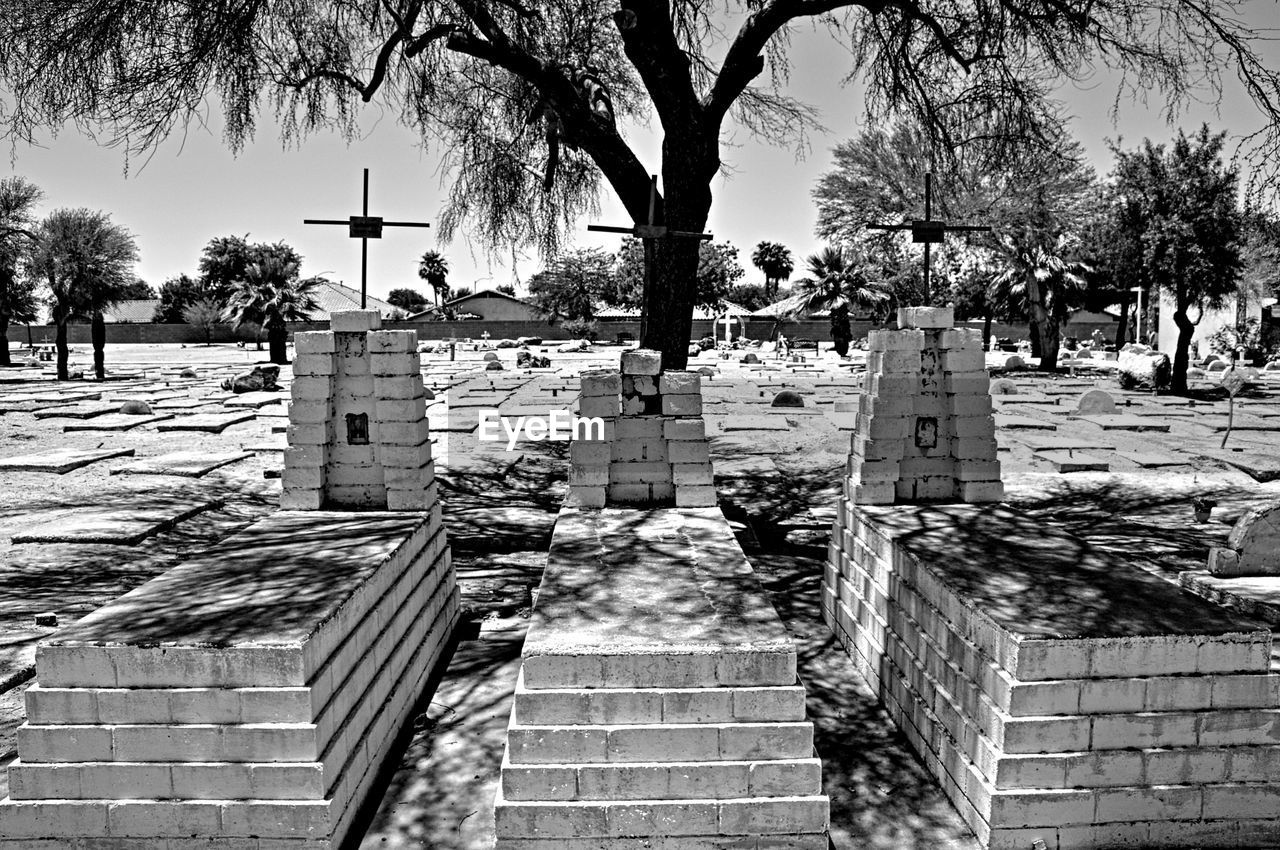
[222,258,320,365]
[991,234,1091,371]
[28,208,138,380]
[751,241,795,301]
[784,246,891,355]
[417,251,449,306]
[0,177,44,367]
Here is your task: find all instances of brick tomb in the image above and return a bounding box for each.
[497,508,829,848]
[497,351,829,847]
[824,502,1280,850]
[0,311,458,848]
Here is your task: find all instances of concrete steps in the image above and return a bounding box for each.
[824,500,1280,849]
[496,507,829,847]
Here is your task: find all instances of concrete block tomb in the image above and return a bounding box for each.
[496,350,830,848]
[0,310,459,848]
[823,501,1280,850]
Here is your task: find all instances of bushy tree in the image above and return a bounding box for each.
[182,297,223,345]
[28,208,139,380]
[448,285,472,301]
[613,238,744,312]
[388,287,430,313]
[3,1,1278,368]
[0,176,42,366]
[154,274,205,323]
[496,283,517,296]
[1108,126,1244,392]
[118,278,155,300]
[529,247,616,321]
[750,242,794,301]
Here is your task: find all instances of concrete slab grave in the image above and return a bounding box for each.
[0,310,460,849]
[60,413,175,432]
[154,411,256,433]
[0,448,136,474]
[110,451,254,478]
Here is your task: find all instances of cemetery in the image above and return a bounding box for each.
[0,306,1275,848]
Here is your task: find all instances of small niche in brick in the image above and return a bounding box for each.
[345,412,370,445]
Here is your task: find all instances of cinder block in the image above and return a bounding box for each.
[581,370,622,397]
[867,329,925,352]
[749,759,823,796]
[664,418,705,440]
[569,465,609,487]
[367,330,417,352]
[579,395,620,419]
[718,796,829,835]
[939,328,983,350]
[661,394,702,416]
[668,441,710,464]
[606,725,719,762]
[609,462,671,484]
[507,726,608,764]
[608,483,652,504]
[293,332,336,355]
[291,354,336,376]
[290,376,333,401]
[719,722,813,760]
[672,463,713,486]
[959,481,1004,502]
[566,486,607,508]
[280,488,324,510]
[620,349,662,376]
[658,371,701,395]
[898,306,955,330]
[330,310,381,332]
[675,486,717,507]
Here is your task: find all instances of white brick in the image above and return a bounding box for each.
[579,395,620,419]
[661,394,702,416]
[672,463,713,485]
[293,332,335,355]
[675,486,717,507]
[330,310,381,332]
[369,353,418,376]
[668,441,710,463]
[620,349,662,375]
[566,486,606,508]
[658,371,700,395]
[867,329,925,352]
[898,306,954,329]
[580,370,622,397]
[367,329,417,352]
[290,354,336,376]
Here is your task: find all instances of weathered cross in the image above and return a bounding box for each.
[588,175,713,340]
[868,172,990,303]
[303,168,432,309]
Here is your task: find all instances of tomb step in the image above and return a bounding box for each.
[493,787,830,839]
[0,797,332,840]
[501,756,823,801]
[506,721,815,765]
[24,683,317,726]
[493,837,828,850]
[7,759,325,801]
[513,674,808,726]
[520,648,796,690]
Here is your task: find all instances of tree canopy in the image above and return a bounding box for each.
[2,0,1279,365]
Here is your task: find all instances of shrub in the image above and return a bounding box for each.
[561,318,598,340]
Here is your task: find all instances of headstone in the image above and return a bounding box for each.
[845,308,1002,504]
[483,351,499,361]
[179,367,198,378]
[1207,503,1280,576]
[485,360,504,371]
[740,352,760,364]
[989,378,1019,395]
[283,310,438,511]
[1207,359,1230,372]
[1118,346,1172,390]
[118,400,152,415]
[1074,388,1117,415]
[155,411,255,433]
[771,389,805,408]
[1002,354,1026,370]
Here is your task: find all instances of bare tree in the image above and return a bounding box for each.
[1,0,1278,367]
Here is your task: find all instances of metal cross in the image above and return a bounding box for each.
[303,168,432,309]
[868,172,990,303]
[587,175,712,340]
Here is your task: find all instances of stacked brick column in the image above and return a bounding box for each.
[847,307,1002,505]
[568,349,716,508]
[283,310,437,511]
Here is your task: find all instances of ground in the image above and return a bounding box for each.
[0,338,1277,849]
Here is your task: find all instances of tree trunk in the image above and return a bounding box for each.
[0,314,10,367]
[91,312,106,381]
[55,317,69,381]
[1025,272,1060,370]
[1171,308,1196,393]
[268,320,288,365]
[1114,299,1130,349]
[830,304,851,356]
[1029,321,1042,358]
[982,314,993,351]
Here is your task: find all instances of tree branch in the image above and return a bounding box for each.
[612,0,702,133]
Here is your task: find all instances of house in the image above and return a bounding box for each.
[408,290,542,321]
[309,281,397,320]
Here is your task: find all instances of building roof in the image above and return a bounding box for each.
[750,293,827,318]
[103,299,161,323]
[311,281,397,319]
[406,289,538,319]
[595,300,752,320]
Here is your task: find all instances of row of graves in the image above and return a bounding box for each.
[0,307,1278,848]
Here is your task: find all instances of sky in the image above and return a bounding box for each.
[4,14,1278,305]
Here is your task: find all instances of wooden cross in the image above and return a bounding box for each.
[303,168,432,309]
[867,172,990,303]
[588,175,712,341]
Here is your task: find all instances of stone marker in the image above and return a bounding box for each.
[771,389,805,407]
[1033,448,1110,472]
[1002,353,1026,370]
[61,413,175,432]
[155,411,256,433]
[1207,502,1280,577]
[483,351,499,361]
[989,378,1018,395]
[14,497,225,544]
[111,451,255,478]
[1118,345,1171,390]
[220,363,280,393]
[1074,388,1117,415]
[741,352,760,364]
[118,400,152,415]
[485,360,504,370]
[844,307,1003,504]
[0,448,136,474]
